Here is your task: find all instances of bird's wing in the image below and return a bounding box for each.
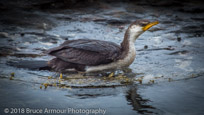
[46,39,121,66]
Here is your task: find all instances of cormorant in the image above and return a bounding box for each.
[46,20,159,73]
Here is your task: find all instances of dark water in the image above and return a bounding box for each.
[0,0,204,115]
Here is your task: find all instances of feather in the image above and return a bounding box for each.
[46,39,121,66]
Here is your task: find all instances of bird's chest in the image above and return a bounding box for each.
[85,43,136,72]
[118,44,136,66]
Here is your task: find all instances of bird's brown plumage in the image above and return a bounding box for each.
[46,39,121,71]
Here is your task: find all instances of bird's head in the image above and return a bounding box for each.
[126,20,159,42]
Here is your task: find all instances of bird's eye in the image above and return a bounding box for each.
[140,21,150,27]
[141,22,150,26]
[141,23,147,26]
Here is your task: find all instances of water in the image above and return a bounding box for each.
[0,1,204,115]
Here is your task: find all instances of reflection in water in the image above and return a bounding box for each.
[126,86,157,114]
[65,88,119,99]
[65,85,158,114]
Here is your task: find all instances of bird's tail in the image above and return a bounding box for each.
[7,60,51,70]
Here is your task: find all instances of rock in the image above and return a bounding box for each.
[0,32,10,38]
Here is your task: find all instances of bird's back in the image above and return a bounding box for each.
[46,39,121,67]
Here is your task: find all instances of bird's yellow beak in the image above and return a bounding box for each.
[143,21,159,31]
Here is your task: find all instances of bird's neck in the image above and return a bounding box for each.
[120,30,141,59]
[121,31,130,53]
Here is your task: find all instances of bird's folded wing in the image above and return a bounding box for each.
[46,39,121,66]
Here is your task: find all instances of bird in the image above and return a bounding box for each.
[45,20,159,73]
